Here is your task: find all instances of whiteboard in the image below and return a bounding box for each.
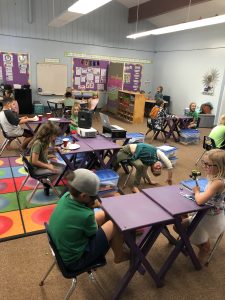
[37,63,67,95]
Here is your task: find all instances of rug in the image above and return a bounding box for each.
[0,157,63,241]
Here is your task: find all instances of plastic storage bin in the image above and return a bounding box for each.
[95,169,119,191]
[33,103,44,114]
[181,178,208,192]
[127,132,145,144]
[157,145,177,158]
[170,156,178,166]
[180,129,200,145]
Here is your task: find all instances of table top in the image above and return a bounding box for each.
[75,134,121,151]
[58,139,92,154]
[28,117,70,124]
[142,185,208,216]
[101,193,173,232]
[47,99,64,104]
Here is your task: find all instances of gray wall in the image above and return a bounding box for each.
[153,24,225,120]
[0,0,155,104]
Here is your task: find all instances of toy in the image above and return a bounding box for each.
[189,170,201,186]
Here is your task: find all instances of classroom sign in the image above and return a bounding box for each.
[0,52,29,86]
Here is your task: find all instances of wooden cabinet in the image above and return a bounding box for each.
[117,90,145,124]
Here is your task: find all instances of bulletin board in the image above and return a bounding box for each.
[73,58,109,91]
[0,51,29,85]
[123,63,142,92]
[37,63,67,95]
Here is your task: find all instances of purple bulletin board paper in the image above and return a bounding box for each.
[73,58,109,91]
[0,52,29,86]
[123,63,142,92]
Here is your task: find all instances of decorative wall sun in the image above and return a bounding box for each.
[202,68,220,96]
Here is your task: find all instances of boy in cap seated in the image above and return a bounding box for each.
[48,169,128,271]
[116,143,173,193]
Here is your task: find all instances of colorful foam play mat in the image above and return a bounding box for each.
[0,157,65,241]
[0,156,122,241]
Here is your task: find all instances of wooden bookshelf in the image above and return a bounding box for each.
[117,90,145,124]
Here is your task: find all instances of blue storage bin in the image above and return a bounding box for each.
[157,145,177,158]
[33,103,44,114]
[95,169,119,191]
[181,178,208,192]
[170,156,178,166]
[180,129,200,145]
[127,132,145,144]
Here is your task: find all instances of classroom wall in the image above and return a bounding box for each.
[0,0,155,104]
[153,23,225,120]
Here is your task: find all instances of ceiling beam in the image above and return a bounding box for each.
[128,0,212,23]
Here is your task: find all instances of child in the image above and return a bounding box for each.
[116,143,173,193]
[48,169,129,271]
[209,114,225,149]
[29,121,63,195]
[70,103,81,133]
[0,97,34,150]
[154,86,163,100]
[63,91,75,108]
[187,149,225,262]
[147,99,174,133]
[11,98,19,115]
[186,102,199,128]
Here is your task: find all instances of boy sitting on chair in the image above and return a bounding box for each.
[48,169,129,272]
[0,97,34,150]
[116,143,173,193]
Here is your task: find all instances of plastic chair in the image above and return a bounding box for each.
[18,155,61,206]
[205,231,224,266]
[195,136,216,165]
[0,123,22,156]
[145,118,167,142]
[39,223,106,300]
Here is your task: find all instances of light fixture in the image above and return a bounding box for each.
[68,0,112,14]
[127,14,225,39]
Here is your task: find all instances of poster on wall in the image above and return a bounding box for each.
[0,52,29,86]
[73,58,109,91]
[123,63,142,92]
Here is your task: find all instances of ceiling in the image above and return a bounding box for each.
[117,0,225,28]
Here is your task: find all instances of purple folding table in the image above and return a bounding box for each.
[77,134,121,169]
[26,117,70,134]
[142,185,209,279]
[101,193,174,300]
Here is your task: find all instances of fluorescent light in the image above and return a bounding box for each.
[127,14,225,39]
[68,0,112,14]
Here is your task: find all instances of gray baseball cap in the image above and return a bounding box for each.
[69,169,100,196]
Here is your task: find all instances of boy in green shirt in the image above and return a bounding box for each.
[49,169,128,271]
[116,143,173,193]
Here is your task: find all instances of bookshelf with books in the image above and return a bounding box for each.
[117,90,145,124]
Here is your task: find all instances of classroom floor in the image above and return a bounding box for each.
[1,114,224,300]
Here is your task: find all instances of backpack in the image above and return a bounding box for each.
[149,106,160,119]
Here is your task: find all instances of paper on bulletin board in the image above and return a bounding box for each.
[75,76,81,85]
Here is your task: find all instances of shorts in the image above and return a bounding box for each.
[66,227,109,272]
[22,128,33,138]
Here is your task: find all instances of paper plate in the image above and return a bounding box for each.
[61,143,80,150]
[48,118,61,121]
[31,116,39,121]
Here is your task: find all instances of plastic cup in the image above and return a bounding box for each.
[38,115,43,121]
[46,113,52,119]
[63,138,69,148]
